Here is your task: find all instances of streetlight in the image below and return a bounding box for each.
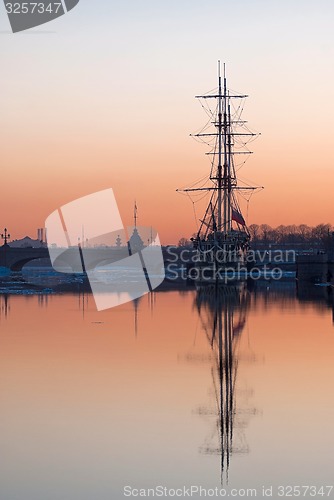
[1,228,10,246]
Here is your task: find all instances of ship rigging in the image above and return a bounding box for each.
[178,62,263,282]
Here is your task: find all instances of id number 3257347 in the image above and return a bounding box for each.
[5,2,62,14]
[277,485,333,497]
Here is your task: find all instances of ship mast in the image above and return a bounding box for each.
[226,100,232,234]
[177,63,260,239]
[223,63,230,234]
[218,62,232,235]
[217,62,223,234]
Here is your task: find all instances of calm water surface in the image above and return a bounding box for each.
[0,283,334,499]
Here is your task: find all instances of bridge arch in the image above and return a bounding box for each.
[10,256,50,272]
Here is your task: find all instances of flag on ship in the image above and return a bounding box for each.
[231,207,246,226]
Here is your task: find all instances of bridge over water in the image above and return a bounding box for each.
[0,246,134,272]
[0,245,178,273]
[0,246,50,271]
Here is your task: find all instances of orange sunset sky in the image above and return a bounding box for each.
[1,0,334,244]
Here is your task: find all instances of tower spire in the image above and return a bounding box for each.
[134,200,138,228]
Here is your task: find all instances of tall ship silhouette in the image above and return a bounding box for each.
[178,63,262,283]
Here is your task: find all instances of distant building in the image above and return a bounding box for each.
[128,228,145,253]
[8,236,47,249]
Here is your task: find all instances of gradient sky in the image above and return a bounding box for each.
[1,0,334,243]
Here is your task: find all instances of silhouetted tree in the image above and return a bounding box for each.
[178,237,191,247]
[247,223,333,248]
[248,224,260,242]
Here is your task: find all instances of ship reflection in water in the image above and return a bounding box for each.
[194,284,256,483]
[0,283,334,499]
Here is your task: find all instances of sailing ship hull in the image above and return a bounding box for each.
[189,231,250,284]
